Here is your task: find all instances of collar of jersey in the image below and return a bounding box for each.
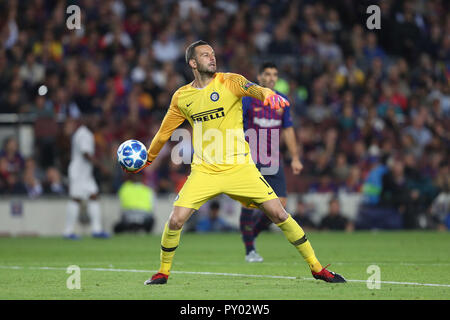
[189,73,217,90]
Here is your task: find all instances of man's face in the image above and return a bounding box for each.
[257,67,278,89]
[330,201,340,216]
[192,45,216,75]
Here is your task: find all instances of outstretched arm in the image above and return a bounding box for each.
[222,73,289,109]
[283,127,303,175]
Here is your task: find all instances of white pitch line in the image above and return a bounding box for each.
[1,265,450,288]
[0,266,296,280]
[192,261,450,267]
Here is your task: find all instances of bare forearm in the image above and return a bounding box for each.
[283,127,299,160]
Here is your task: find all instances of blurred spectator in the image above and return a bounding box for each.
[404,113,433,152]
[361,159,388,205]
[380,158,410,208]
[1,2,18,49]
[196,201,235,233]
[32,95,59,169]
[332,153,350,183]
[0,155,26,194]
[335,55,365,89]
[18,52,45,86]
[379,157,436,229]
[0,157,9,192]
[319,198,354,232]
[101,24,133,55]
[363,32,386,63]
[428,162,450,230]
[307,94,331,123]
[341,166,363,193]
[2,172,26,195]
[267,23,293,55]
[292,200,316,231]
[152,31,180,63]
[392,3,421,63]
[23,167,42,198]
[429,192,450,231]
[0,137,24,175]
[114,174,155,233]
[42,167,65,195]
[317,31,342,64]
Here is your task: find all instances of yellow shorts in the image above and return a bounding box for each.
[173,164,278,210]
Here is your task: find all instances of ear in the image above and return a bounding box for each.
[189,59,197,69]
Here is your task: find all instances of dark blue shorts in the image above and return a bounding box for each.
[256,163,287,198]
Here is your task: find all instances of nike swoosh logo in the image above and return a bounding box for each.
[186,102,193,107]
[268,191,273,195]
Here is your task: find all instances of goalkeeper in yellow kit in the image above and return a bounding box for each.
[123,40,346,285]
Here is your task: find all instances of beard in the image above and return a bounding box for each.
[197,62,216,76]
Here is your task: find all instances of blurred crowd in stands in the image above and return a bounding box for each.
[0,0,449,230]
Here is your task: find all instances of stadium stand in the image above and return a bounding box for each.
[0,0,448,231]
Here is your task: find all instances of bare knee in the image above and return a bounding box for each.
[168,212,185,230]
[271,209,288,224]
[264,205,288,224]
[260,199,289,224]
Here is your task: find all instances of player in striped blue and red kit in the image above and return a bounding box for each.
[241,62,303,262]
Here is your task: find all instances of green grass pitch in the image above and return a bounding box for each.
[0,231,449,300]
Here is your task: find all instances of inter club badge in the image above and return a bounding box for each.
[210,92,219,102]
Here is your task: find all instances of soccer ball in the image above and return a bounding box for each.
[117,139,148,172]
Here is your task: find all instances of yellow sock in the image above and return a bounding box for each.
[158,223,182,276]
[276,215,323,273]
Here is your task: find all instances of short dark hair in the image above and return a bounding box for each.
[185,40,210,64]
[259,62,278,74]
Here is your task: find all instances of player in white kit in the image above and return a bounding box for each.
[63,114,109,239]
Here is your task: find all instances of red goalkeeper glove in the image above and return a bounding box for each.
[121,160,152,174]
[263,93,290,110]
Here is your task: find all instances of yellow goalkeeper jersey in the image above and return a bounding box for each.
[147,72,274,173]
